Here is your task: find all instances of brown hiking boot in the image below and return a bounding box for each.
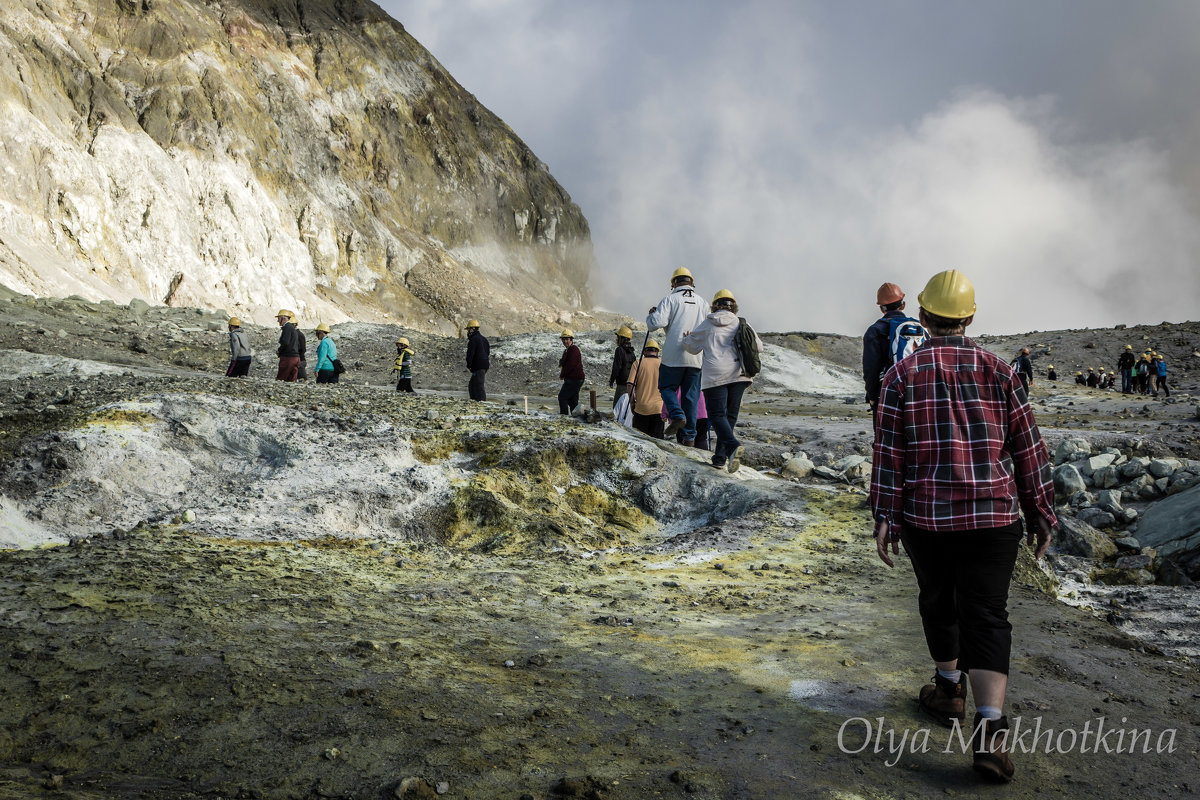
[971,713,1015,782]
[917,672,966,727]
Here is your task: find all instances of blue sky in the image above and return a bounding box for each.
[377,1,1200,335]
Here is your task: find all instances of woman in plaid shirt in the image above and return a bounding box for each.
[870,269,1056,783]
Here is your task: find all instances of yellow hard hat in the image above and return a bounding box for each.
[670,266,693,282]
[713,289,736,304]
[1076,371,1083,375]
[396,337,410,347]
[1088,367,1094,371]
[917,270,976,319]
[1098,366,1105,371]
[1125,344,1132,350]
[228,317,242,328]
[645,340,661,351]
[560,329,575,339]
[1157,354,1165,361]
[616,326,632,338]
[315,323,330,333]
[276,309,295,319]
[1048,364,1054,369]
[466,319,480,329]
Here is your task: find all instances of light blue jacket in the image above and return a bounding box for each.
[316,337,337,372]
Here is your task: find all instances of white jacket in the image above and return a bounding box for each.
[683,310,762,389]
[646,285,708,368]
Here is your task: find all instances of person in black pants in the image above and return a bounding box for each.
[465,319,490,401]
[558,329,585,415]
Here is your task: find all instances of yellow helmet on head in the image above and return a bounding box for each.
[645,340,661,351]
[1048,364,1054,369]
[712,289,736,304]
[917,270,976,319]
[616,326,633,339]
[466,319,480,329]
[1125,344,1133,350]
[560,329,575,339]
[670,266,693,283]
[396,337,410,347]
[276,309,295,320]
[228,317,242,328]
[315,323,330,333]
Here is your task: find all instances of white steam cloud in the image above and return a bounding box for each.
[382,1,1200,335]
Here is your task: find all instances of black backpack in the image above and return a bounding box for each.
[735,318,761,378]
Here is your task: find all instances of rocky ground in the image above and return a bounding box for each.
[1,291,1199,799]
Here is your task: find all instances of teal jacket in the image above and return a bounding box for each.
[315,337,337,372]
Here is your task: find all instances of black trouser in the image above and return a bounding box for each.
[900,520,1023,675]
[632,412,664,438]
[559,379,584,415]
[396,377,414,393]
[316,369,338,384]
[226,357,251,378]
[676,418,709,450]
[469,369,487,401]
[704,382,748,461]
[1155,375,1169,397]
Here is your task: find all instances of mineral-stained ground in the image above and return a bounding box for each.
[1,293,1198,798]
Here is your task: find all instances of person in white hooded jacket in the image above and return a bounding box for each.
[646,266,708,445]
[683,289,762,472]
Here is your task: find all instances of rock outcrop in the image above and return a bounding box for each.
[0,0,593,332]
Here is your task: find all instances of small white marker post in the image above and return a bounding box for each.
[524,395,528,415]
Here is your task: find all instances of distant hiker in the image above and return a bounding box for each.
[1011,347,1033,393]
[1074,371,1086,385]
[1117,344,1135,393]
[393,337,415,392]
[608,326,636,407]
[862,282,926,421]
[313,323,338,384]
[1097,367,1109,390]
[558,329,585,415]
[225,317,251,377]
[1102,371,1115,390]
[1136,355,1151,394]
[683,289,762,472]
[626,340,664,438]
[465,320,490,401]
[1153,354,1170,398]
[871,269,1055,783]
[1086,367,1099,388]
[1046,365,1057,381]
[275,309,301,382]
[296,325,309,381]
[647,267,708,445]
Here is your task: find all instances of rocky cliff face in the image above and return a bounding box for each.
[0,0,593,333]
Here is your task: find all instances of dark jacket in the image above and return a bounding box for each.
[466,331,490,371]
[560,344,584,381]
[297,330,307,361]
[1013,354,1033,379]
[609,343,635,386]
[1118,351,1136,370]
[862,309,908,403]
[277,322,300,358]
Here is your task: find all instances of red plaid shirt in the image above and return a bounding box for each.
[870,336,1057,534]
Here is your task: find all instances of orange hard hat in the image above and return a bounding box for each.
[876,282,904,306]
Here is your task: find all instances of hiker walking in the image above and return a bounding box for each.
[1117,344,1135,393]
[1011,347,1033,393]
[647,267,708,445]
[393,338,415,392]
[225,317,252,377]
[871,269,1056,783]
[862,283,926,420]
[313,323,338,384]
[465,320,490,401]
[1136,354,1151,394]
[558,329,585,415]
[626,340,665,438]
[608,326,636,407]
[683,289,762,473]
[275,309,301,382]
[1153,353,1170,398]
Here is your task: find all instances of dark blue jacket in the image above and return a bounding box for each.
[466,331,490,371]
[862,310,907,403]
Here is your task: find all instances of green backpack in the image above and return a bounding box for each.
[735,318,761,378]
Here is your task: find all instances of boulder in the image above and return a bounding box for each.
[833,455,868,472]
[1077,508,1116,529]
[1115,554,1153,571]
[1053,464,1087,496]
[1148,458,1181,479]
[782,454,815,480]
[1135,483,1200,561]
[1092,466,1120,489]
[1092,567,1155,586]
[1053,517,1118,560]
[812,465,844,482]
[1167,472,1199,496]
[1094,490,1123,515]
[1114,536,1141,551]
[1054,437,1092,465]
[1119,457,1150,479]
[1081,454,1116,477]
